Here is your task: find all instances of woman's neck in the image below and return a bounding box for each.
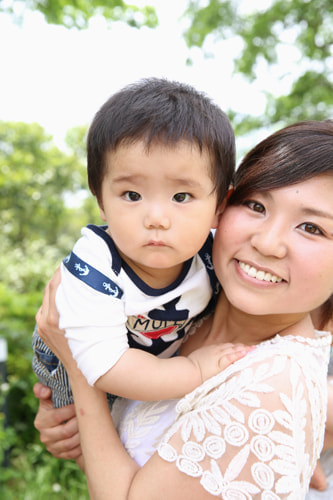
[205,293,316,347]
[182,292,316,357]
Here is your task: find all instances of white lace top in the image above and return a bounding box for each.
[113,330,331,499]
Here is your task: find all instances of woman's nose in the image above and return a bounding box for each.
[251,223,288,259]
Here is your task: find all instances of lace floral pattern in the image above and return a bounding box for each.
[113,331,330,497]
[157,331,331,499]
[114,399,176,465]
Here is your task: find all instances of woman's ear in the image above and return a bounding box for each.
[212,187,234,229]
[226,186,234,201]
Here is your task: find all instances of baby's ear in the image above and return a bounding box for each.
[99,204,106,222]
[212,200,226,229]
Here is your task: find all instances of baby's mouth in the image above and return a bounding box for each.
[238,261,283,283]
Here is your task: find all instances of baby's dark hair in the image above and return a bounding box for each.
[229,120,333,205]
[87,77,235,206]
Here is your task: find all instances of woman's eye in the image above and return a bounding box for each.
[173,193,191,203]
[244,200,265,213]
[124,191,141,202]
[299,222,323,235]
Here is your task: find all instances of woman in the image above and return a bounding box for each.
[37,120,333,498]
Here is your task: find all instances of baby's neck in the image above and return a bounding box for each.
[136,266,184,289]
[121,254,184,289]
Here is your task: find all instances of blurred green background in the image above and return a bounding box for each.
[0,121,99,499]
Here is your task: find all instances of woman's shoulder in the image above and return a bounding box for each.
[157,334,330,497]
[179,331,331,410]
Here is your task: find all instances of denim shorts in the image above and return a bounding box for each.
[32,326,115,409]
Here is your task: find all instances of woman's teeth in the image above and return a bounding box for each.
[239,261,282,283]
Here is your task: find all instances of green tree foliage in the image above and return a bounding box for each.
[183,0,333,133]
[0,0,158,29]
[0,121,84,248]
[0,121,100,497]
[0,120,101,296]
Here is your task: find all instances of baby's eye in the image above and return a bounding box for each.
[299,222,324,235]
[124,191,141,202]
[244,200,265,214]
[173,193,191,203]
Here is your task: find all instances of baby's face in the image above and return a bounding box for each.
[98,140,221,287]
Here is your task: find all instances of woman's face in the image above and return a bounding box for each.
[213,174,333,317]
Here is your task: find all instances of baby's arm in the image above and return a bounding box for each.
[95,343,254,400]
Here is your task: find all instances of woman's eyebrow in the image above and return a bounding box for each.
[301,207,333,221]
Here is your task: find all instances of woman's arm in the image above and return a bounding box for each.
[59,356,140,499]
[55,353,209,500]
[37,274,141,498]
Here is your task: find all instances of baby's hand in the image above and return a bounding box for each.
[188,343,255,383]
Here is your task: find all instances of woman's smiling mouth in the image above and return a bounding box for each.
[238,260,283,283]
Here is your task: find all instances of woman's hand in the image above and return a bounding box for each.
[36,267,62,342]
[36,268,76,371]
[33,382,84,469]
